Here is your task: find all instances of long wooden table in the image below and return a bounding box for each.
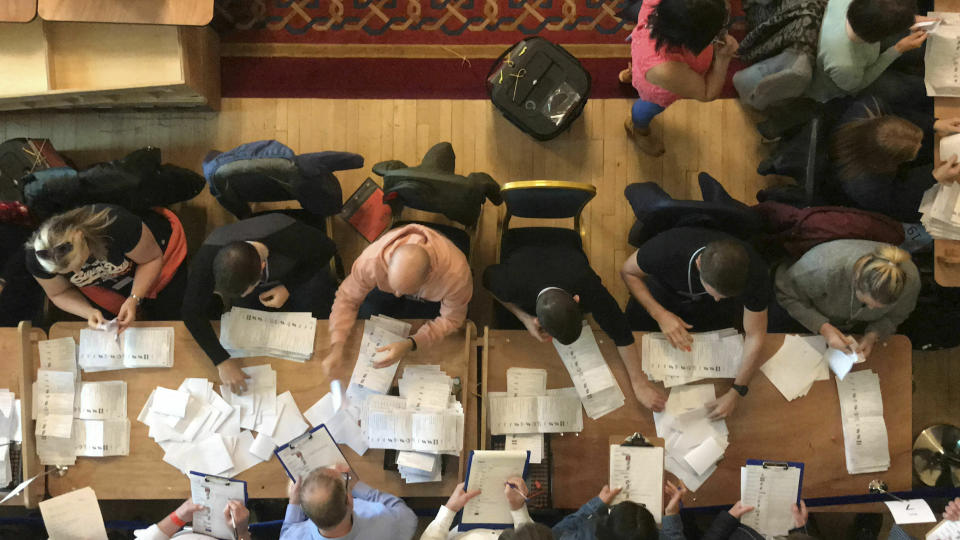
[47,320,478,500]
[482,328,912,509]
[38,0,212,25]
[0,323,43,507]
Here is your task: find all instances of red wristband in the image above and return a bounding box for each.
[169,512,186,528]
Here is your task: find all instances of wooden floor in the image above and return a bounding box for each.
[1,97,779,325]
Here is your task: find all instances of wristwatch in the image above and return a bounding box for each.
[732,384,749,397]
[129,293,143,306]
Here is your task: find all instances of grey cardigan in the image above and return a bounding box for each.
[774,240,920,337]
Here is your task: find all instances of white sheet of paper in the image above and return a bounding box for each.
[506,433,544,464]
[152,387,190,418]
[249,433,277,462]
[397,450,440,472]
[38,486,108,540]
[304,393,338,427]
[885,500,937,525]
[38,337,77,373]
[610,445,664,523]
[271,391,309,446]
[461,450,529,527]
[824,348,859,380]
[684,437,725,476]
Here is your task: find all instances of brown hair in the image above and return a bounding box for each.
[853,244,911,306]
[699,239,750,298]
[28,206,116,273]
[498,523,556,540]
[830,106,923,181]
[300,468,349,530]
[213,241,261,304]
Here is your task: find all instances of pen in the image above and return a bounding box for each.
[505,482,529,501]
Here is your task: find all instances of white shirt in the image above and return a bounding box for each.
[419,505,533,540]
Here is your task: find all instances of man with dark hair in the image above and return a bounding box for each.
[182,213,337,393]
[806,0,927,102]
[280,465,417,540]
[483,243,666,411]
[620,227,770,419]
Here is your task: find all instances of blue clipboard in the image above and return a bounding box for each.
[188,471,249,505]
[745,459,804,504]
[457,449,531,530]
[274,424,351,482]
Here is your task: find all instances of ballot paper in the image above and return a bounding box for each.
[506,433,543,464]
[35,369,76,439]
[926,518,960,540]
[610,445,664,523]
[76,381,127,420]
[73,418,130,457]
[925,18,960,97]
[348,319,409,395]
[461,450,530,529]
[825,346,865,381]
[760,334,830,401]
[552,324,625,419]
[885,500,937,525]
[399,456,443,483]
[740,462,803,537]
[39,486,107,540]
[920,182,960,240]
[275,425,350,482]
[507,368,547,397]
[363,394,464,453]
[486,388,584,435]
[220,365,277,431]
[399,365,454,411]
[642,329,744,387]
[37,434,77,466]
[836,370,890,473]
[220,308,317,362]
[655,384,729,491]
[190,473,248,540]
[38,337,78,374]
[271,391,309,446]
[78,327,174,371]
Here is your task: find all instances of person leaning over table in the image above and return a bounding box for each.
[483,242,666,411]
[552,480,687,540]
[321,223,472,373]
[282,463,417,540]
[620,227,770,420]
[181,213,338,394]
[420,477,541,540]
[773,240,920,360]
[134,498,251,540]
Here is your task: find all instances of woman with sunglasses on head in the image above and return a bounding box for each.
[620,0,738,156]
[25,204,180,330]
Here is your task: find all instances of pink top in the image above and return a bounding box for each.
[328,223,473,348]
[630,0,715,108]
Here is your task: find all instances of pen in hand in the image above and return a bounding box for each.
[505,482,529,501]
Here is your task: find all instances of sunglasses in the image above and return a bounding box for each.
[35,242,73,261]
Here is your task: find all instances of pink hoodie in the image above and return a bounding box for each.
[328,224,473,348]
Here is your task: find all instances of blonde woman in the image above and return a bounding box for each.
[26,204,185,330]
[774,240,920,359]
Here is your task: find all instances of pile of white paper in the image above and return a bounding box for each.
[836,370,890,474]
[220,308,317,362]
[35,368,77,466]
[653,384,729,491]
[487,388,583,435]
[0,388,21,487]
[78,327,175,371]
[397,450,443,484]
[552,324,625,419]
[74,381,129,457]
[919,182,960,240]
[346,317,411,402]
[303,382,368,457]
[759,335,829,401]
[642,329,743,388]
[924,15,960,97]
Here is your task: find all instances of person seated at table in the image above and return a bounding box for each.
[700,500,811,540]
[282,464,417,540]
[827,96,960,222]
[181,213,338,393]
[805,0,926,103]
[620,227,770,420]
[26,203,186,331]
[553,480,686,540]
[483,243,666,411]
[322,223,472,372]
[134,498,251,540]
[773,240,920,360]
[420,478,541,539]
[620,0,739,156]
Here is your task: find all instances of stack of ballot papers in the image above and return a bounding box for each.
[653,384,729,491]
[552,324,625,419]
[220,307,317,362]
[837,370,890,474]
[498,368,552,464]
[346,316,412,404]
[78,327,175,371]
[0,388,21,487]
[642,329,743,387]
[759,335,829,401]
[35,367,77,466]
[924,14,960,97]
[919,182,960,239]
[487,388,583,435]
[73,381,130,457]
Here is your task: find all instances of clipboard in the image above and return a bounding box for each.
[458,450,531,530]
[275,424,354,482]
[188,472,248,540]
[745,459,805,504]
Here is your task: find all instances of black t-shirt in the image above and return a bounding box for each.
[483,244,634,346]
[25,204,144,295]
[635,227,769,312]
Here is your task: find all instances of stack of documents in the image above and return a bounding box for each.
[924,14,960,97]
[642,329,743,387]
[759,335,829,401]
[653,384,729,491]
[919,182,960,239]
[609,445,665,523]
[39,337,78,376]
[0,388,21,487]
[836,370,890,473]
[346,317,411,403]
[74,381,129,457]
[497,368,553,464]
[220,307,317,362]
[740,462,803,536]
[78,327,175,371]
[552,324,625,419]
[35,368,77,466]
[362,392,464,454]
[397,450,443,483]
[487,388,583,435]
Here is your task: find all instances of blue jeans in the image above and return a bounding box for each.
[631,99,665,129]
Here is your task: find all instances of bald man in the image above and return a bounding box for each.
[324,224,472,369]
